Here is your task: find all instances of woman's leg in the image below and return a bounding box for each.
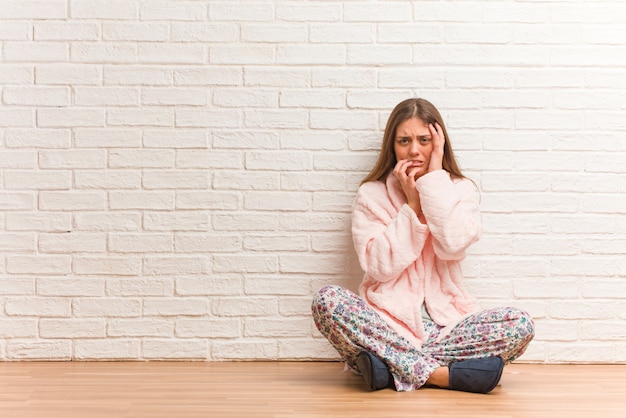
[311,285,440,391]
[423,307,535,367]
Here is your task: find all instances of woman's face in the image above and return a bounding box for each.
[393,117,434,180]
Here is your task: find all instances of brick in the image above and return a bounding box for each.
[344,2,411,22]
[108,233,173,253]
[34,21,100,41]
[4,170,71,190]
[3,86,70,106]
[174,67,241,86]
[143,170,208,189]
[107,319,173,337]
[0,21,30,40]
[244,110,308,128]
[103,23,168,41]
[348,45,411,65]
[73,256,142,276]
[0,232,34,252]
[176,191,238,210]
[142,87,208,106]
[243,235,309,252]
[140,2,204,21]
[5,128,71,148]
[71,42,136,63]
[74,213,141,232]
[39,233,106,253]
[174,234,241,253]
[0,278,35,296]
[0,65,33,84]
[107,278,173,297]
[244,318,311,338]
[37,108,105,128]
[242,24,307,43]
[211,45,274,65]
[70,0,138,19]
[212,340,277,360]
[175,318,240,338]
[175,109,240,128]
[143,129,208,148]
[143,212,209,232]
[36,64,102,85]
[312,68,374,88]
[144,298,209,316]
[143,256,210,275]
[213,88,278,108]
[0,109,34,127]
[39,191,106,211]
[276,3,340,22]
[175,276,242,296]
[244,67,309,87]
[8,255,71,275]
[277,45,345,65]
[108,149,174,168]
[213,171,280,191]
[213,255,278,274]
[7,340,71,360]
[74,340,140,360]
[74,87,139,106]
[6,213,71,232]
[40,319,106,338]
[210,2,274,21]
[244,191,311,211]
[73,298,142,317]
[5,298,71,317]
[75,170,141,189]
[244,276,310,296]
[0,192,35,210]
[109,191,175,210]
[172,23,238,42]
[138,43,206,64]
[4,42,68,62]
[279,89,344,109]
[213,297,278,317]
[104,66,172,86]
[143,340,208,359]
[245,151,311,171]
[177,150,242,169]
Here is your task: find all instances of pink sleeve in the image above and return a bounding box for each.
[416,170,481,260]
[351,187,430,282]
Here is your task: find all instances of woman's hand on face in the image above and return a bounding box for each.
[393,159,422,216]
[428,122,445,173]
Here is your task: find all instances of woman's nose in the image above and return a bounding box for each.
[408,140,419,156]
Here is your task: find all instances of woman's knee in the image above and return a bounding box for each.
[510,308,535,342]
[311,285,342,316]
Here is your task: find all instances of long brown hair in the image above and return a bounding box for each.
[361,98,465,185]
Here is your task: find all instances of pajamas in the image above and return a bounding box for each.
[312,285,535,392]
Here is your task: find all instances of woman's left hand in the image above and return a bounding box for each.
[428,122,445,172]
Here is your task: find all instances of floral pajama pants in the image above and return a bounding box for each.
[311,285,535,392]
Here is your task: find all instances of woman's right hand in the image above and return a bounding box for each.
[393,159,422,217]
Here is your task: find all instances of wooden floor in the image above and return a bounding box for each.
[0,362,624,418]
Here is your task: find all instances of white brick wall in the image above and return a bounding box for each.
[0,0,625,363]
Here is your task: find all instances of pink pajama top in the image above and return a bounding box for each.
[352,169,482,349]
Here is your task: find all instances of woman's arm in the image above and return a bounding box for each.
[416,171,481,260]
[352,189,430,283]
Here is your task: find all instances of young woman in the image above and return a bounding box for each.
[311,98,535,393]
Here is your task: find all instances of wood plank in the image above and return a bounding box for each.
[0,362,624,417]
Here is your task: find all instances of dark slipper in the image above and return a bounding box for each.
[355,351,395,391]
[449,356,504,394]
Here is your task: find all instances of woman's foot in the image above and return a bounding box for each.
[355,351,395,391]
[448,356,505,394]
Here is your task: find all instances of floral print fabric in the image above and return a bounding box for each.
[312,285,535,391]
